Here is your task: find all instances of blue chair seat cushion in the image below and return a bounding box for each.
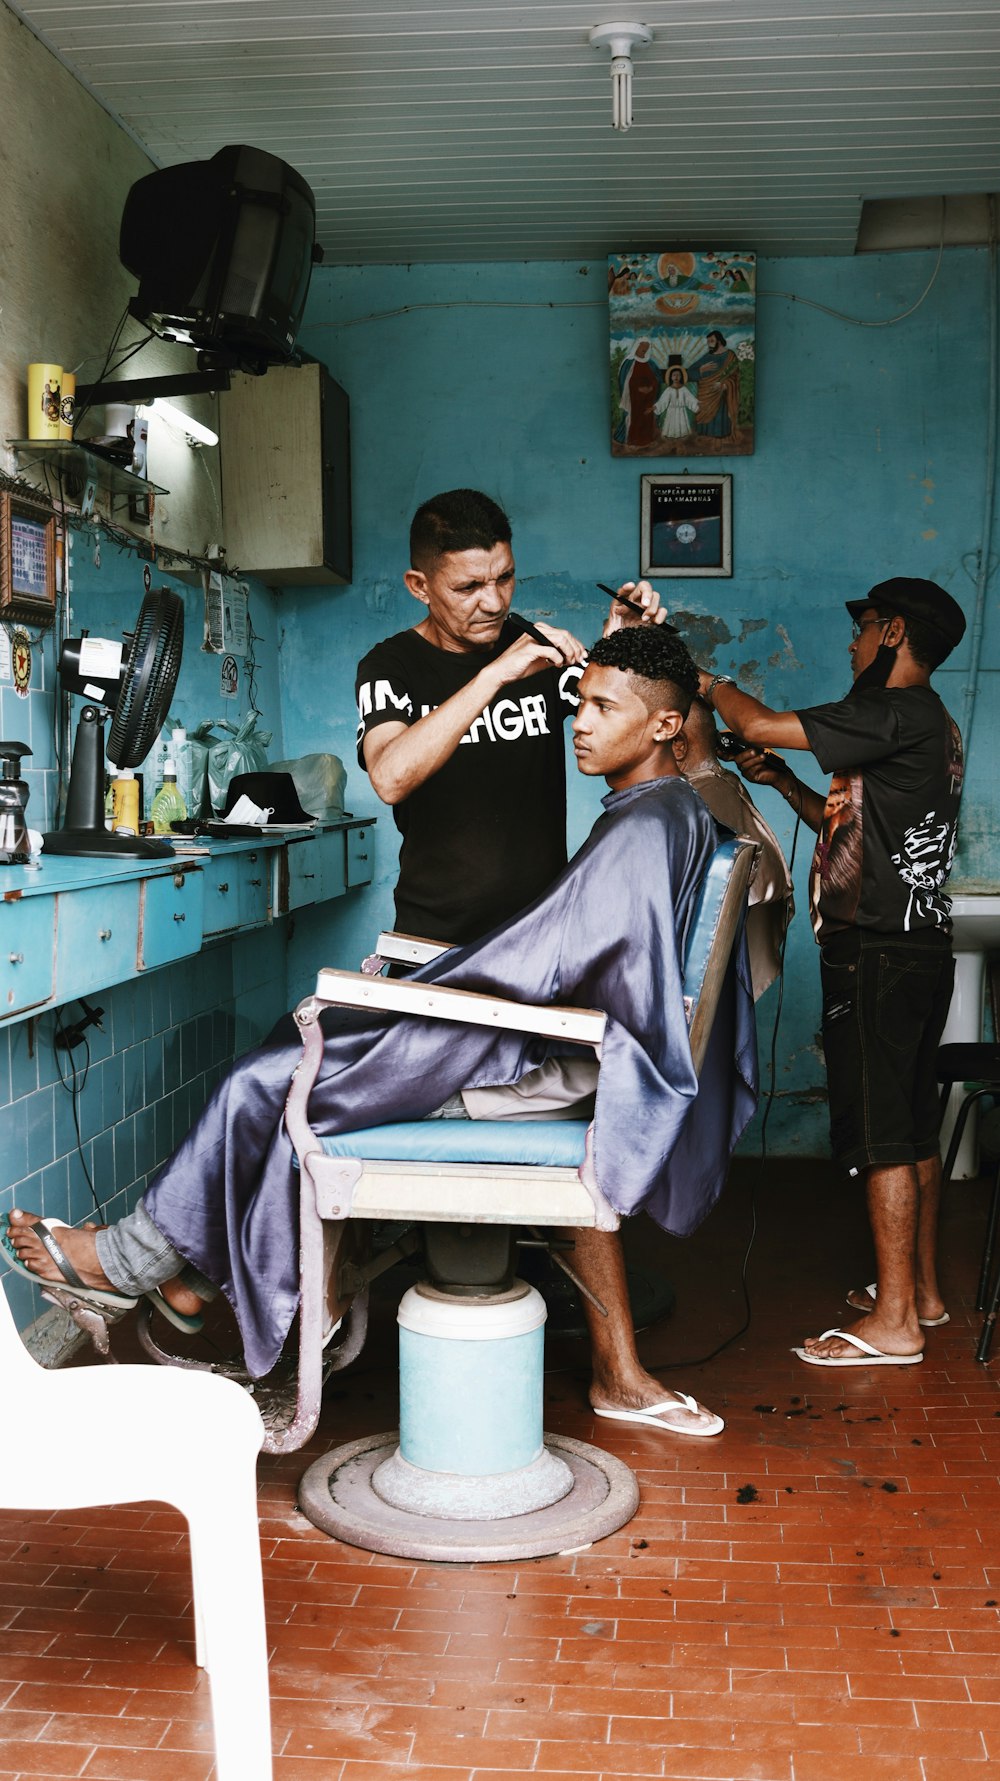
[318,1119,589,1168]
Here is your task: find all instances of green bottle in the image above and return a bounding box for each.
[150,761,188,835]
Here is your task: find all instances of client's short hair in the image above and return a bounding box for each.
[588,627,701,717]
[410,489,512,571]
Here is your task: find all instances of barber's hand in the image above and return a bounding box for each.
[734,746,791,792]
[603,580,667,634]
[492,625,584,686]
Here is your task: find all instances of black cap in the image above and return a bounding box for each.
[846,578,966,656]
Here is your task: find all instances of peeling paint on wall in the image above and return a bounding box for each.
[768,624,803,671]
[673,610,733,664]
[738,659,765,697]
[739,618,767,642]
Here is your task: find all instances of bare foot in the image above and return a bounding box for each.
[158,1275,205,1319]
[6,1209,115,1292]
[803,1312,923,1361]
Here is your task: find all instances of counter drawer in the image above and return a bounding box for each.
[281,831,346,912]
[0,896,55,1016]
[139,869,204,969]
[345,824,373,888]
[203,851,270,937]
[55,883,139,999]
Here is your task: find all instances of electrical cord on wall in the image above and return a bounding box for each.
[52,1004,104,1221]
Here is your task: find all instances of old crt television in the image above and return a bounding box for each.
[120,145,321,370]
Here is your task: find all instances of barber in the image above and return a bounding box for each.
[356,487,665,944]
[696,578,966,1367]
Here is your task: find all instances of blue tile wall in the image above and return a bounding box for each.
[0,937,288,1333]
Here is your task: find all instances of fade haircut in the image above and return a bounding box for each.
[410,489,512,572]
[588,627,701,719]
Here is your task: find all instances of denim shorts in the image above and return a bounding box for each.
[819,926,954,1175]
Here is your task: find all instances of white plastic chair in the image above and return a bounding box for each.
[0,1280,273,1780]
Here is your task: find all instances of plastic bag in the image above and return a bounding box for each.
[207,715,273,814]
[269,753,347,822]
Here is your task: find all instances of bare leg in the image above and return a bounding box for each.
[805,1163,924,1359]
[914,1153,945,1322]
[569,1225,722,1436]
[5,1209,203,1318]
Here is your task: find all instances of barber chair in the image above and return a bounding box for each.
[277,833,756,1562]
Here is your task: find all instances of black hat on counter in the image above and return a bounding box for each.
[223,772,314,823]
[846,577,967,657]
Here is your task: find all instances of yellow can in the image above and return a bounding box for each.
[27,363,63,440]
[59,372,76,440]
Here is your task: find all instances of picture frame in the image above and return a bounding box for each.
[640,473,732,578]
[0,490,56,625]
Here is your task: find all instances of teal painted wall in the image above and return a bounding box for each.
[280,251,999,1156]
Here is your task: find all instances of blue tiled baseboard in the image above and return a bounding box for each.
[0,927,288,1331]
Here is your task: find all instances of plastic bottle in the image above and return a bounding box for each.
[112,769,140,834]
[171,727,191,815]
[150,761,187,835]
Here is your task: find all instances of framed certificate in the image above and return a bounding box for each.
[0,490,56,625]
[640,473,732,578]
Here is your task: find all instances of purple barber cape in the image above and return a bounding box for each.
[146,776,758,1375]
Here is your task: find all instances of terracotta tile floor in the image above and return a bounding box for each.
[2,1160,999,1780]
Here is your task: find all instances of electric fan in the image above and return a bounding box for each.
[45,586,184,859]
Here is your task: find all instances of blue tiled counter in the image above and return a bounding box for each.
[0,816,376,1338]
[0,817,375,1024]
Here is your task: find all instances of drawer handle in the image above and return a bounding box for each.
[249,877,262,887]
[218,882,230,894]
[99,929,112,942]
[8,951,23,965]
[355,852,369,862]
[173,912,186,924]
[302,872,316,880]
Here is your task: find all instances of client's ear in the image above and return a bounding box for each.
[404,569,430,606]
[653,707,684,744]
[671,730,689,764]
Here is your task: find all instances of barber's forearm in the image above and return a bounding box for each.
[775,773,825,832]
[365,669,506,804]
[701,676,810,752]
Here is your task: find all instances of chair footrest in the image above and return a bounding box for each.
[305,1155,600,1226]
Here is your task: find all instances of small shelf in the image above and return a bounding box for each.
[6,440,168,499]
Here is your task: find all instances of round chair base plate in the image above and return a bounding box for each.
[297,1431,639,1562]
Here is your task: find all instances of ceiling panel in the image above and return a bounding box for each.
[8,0,1000,259]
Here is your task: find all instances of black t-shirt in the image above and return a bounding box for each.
[356,622,583,943]
[797,685,964,941]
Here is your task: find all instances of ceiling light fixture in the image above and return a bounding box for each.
[136,399,218,448]
[589,22,653,132]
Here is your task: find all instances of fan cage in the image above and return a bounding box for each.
[107,588,184,769]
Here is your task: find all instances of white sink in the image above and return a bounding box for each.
[940,893,1000,1175]
[949,893,1000,953]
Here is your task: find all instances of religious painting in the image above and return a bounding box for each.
[609,251,756,457]
[640,474,732,578]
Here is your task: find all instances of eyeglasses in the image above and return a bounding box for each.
[850,616,891,641]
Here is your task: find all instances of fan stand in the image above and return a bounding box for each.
[43,704,173,860]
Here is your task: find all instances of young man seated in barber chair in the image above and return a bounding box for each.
[5,629,757,1441]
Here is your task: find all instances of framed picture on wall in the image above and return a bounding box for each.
[0,490,56,625]
[640,473,732,578]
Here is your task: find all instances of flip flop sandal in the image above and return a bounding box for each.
[2,1216,138,1311]
[593,1391,725,1437]
[793,1327,924,1366]
[847,1282,950,1328]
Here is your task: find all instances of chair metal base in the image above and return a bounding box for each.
[297,1430,639,1562]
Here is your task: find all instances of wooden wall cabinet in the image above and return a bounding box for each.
[220,361,352,585]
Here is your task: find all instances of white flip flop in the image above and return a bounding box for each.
[593,1391,724,1437]
[793,1327,924,1367]
[847,1282,950,1328]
